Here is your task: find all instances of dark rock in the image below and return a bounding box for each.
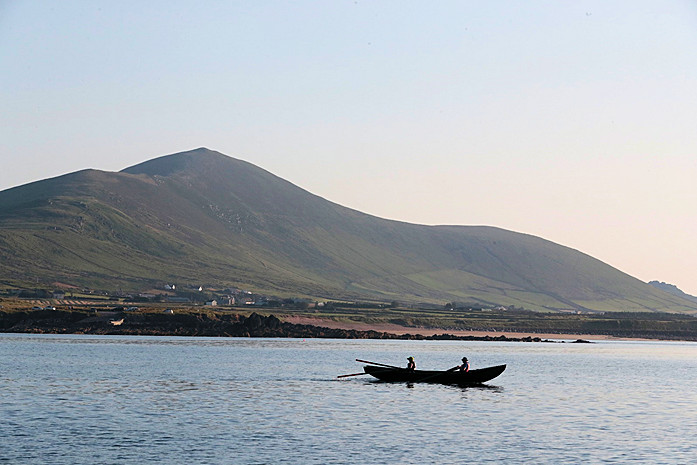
[0,309,562,342]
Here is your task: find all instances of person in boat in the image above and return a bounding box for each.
[406,356,416,371]
[450,357,469,372]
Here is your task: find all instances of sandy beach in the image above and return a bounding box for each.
[283,315,639,341]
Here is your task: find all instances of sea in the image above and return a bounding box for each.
[1,334,696,464]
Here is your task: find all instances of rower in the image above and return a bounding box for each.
[457,357,470,372]
[406,356,416,371]
[449,357,470,372]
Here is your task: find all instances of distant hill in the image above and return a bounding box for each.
[648,281,697,304]
[1,148,696,313]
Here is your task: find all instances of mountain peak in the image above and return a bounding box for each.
[121,147,231,177]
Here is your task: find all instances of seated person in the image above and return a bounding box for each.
[450,357,469,372]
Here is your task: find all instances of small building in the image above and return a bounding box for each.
[205,300,218,307]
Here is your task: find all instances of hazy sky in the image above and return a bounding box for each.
[2,1,696,294]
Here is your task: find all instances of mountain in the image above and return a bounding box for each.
[1,148,696,313]
[648,281,697,304]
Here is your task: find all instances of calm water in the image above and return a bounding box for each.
[1,334,696,464]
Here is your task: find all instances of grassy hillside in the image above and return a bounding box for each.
[1,148,695,314]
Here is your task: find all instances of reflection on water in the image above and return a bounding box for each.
[1,334,697,464]
[376,380,504,393]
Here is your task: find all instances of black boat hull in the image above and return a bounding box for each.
[363,364,506,385]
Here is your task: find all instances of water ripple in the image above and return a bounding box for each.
[2,335,697,464]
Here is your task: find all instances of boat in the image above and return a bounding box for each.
[363,364,506,385]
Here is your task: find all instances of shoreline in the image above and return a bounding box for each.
[0,310,559,342]
[283,316,653,342]
[1,307,690,342]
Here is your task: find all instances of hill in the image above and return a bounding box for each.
[1,148,695,313]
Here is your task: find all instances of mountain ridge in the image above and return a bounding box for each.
[648,281,697,304]
[1,148,696,314]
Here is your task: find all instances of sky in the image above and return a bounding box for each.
[1,1,696,294]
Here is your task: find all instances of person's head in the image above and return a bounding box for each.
[407,356,414,361]
[462,357,468,362]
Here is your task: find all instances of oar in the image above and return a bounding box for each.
[355,359,402,369]
[338,366,396,378]
[336,372,371,378]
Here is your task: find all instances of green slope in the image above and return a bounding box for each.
[1,148,695,313]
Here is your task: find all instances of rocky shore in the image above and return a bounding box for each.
[0,309,558,342]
